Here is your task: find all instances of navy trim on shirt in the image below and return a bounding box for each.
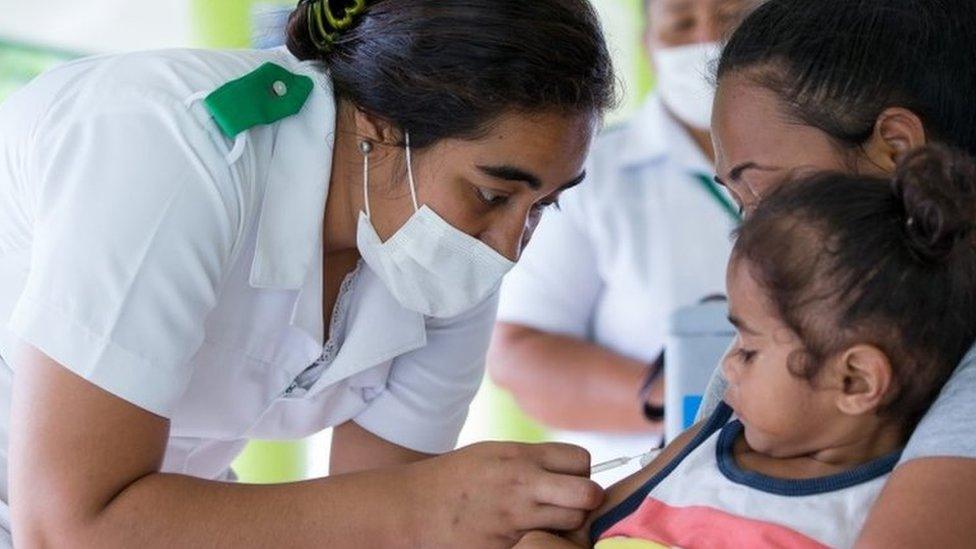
[588,402,734,545]
[716,420,903,496]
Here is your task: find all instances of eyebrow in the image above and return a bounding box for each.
[728,314,760,336]
[714,162,781,187]
[477,165,587,192]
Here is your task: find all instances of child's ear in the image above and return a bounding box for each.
[832,345,894,416]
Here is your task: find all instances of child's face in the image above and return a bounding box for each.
[721,258,841,458]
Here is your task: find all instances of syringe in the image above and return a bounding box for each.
[590,448,662,475]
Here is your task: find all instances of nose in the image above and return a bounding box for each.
[721,347,740,384]
[483,208,538,262]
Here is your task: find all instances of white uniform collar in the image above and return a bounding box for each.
[248,47,337,292]
[618,94,714,176]
[244,49,426,355]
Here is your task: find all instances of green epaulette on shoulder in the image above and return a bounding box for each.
[204,62,313,138]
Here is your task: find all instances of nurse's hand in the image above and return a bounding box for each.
[405,441,604,548]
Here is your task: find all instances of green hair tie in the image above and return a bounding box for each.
[307,0,368,52]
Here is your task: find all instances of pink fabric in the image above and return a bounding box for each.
[600,498,829,549]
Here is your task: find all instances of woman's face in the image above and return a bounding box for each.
[711,72,882,213]
[369,111,595,262]
[646,0,759,50]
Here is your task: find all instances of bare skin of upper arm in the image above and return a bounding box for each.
[9,342,170,544]
[510,421,707,548]
[488,322,660,433]
[329,421,433,475]
[856,457,976,548]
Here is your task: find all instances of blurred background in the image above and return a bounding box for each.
[0,0,652,483]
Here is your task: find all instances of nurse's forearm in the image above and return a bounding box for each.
[70,467,424,548]
[488,323,659,432]
[13,344,605,548]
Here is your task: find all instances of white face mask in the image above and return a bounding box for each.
[356,132,516,318]
[652,41,722,130]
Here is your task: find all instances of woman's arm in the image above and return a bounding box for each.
[10,344,605,548]
[9,345,421,547]
[857,350,976,547]
[330,421,432,474]
[490,323,661,432]
[856,458,976,547]
[489,172,662,434]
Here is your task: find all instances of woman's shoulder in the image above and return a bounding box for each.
[33,48,288,119]
[902,343,976,463]
[97,48,276,86]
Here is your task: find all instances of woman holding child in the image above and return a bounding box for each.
[522,0,976,547]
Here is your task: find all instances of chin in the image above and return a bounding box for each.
[741,425,774,453]
[743,428,800,458]
[741,426,760,448]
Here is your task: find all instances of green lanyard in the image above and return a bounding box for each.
[693,172,742,224]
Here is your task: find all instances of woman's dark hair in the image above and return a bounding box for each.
[734,145,976,431]
[286,0,616,149]
[717,0,976,155]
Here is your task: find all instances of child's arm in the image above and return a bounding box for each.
[515,421,707,548]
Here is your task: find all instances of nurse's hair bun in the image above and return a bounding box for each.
[288,0,369,58]
[894,145,976,263]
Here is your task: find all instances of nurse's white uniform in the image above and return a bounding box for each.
[498,97,737,483]
[0,47,496,543]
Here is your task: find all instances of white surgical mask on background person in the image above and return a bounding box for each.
[356,132,516,318]
[652,41,722,130]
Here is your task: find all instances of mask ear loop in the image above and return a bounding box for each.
[360,140,373,218]
[404,131,420,212]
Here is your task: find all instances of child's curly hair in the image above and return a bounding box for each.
[734,145,976,431]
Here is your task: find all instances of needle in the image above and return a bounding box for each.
[590,449,662,475]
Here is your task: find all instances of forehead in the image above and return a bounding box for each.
[727,256,782,328]
[712,72,843,174]
[713,73,795,155]
[442,111,595,189]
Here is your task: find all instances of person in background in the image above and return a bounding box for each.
[489,0,758,477]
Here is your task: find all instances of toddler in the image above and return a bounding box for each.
[522,145,976,548]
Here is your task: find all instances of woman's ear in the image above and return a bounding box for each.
[860,107,927,173]
[832,345,894,416]
[353,108,400,147]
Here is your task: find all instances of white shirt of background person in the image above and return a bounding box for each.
[489,0,758,485]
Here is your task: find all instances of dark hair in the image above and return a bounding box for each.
[734,145,976,431]
[286,0,616,149]
[717,0,976,154]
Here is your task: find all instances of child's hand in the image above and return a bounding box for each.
[515,531,586,548]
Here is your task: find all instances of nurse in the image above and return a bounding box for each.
[490,0,757,472]
[0,0,614,546]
